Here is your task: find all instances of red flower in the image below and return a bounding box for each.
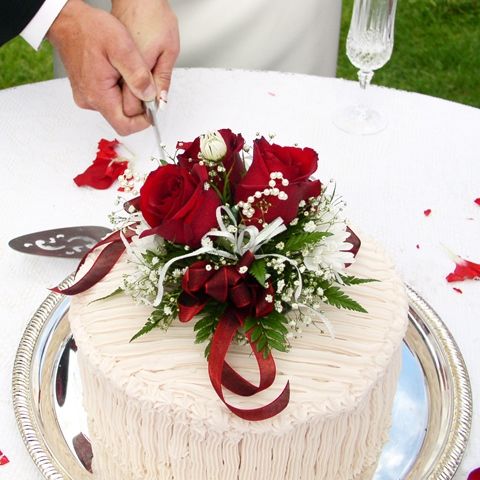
[446,252,480,282]
[139,164,221,247]
[423,209,432,217]
[74,139,128,190]
[474,198,480,206]
[235,137,321,226]
[177,129,245,193]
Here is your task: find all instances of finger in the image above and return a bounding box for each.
[97,84,150,136]
[108,38,157,101]
[152,48,178,103]
[122,82,145,117]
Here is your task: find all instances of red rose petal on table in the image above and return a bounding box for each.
[446,252,480,282]
[468,468,480,480]
[74,139,128,190]
[416,244,420,249]
[423,209,432,216]
[0,450,9,466]
[475,198,480,206]
[453,287,463,294]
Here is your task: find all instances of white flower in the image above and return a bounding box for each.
[304,221,316,232]
[239,266,248,274]
[265,294,273,303]
[129,227,164,258]
[200,131,227,161]
[303,222,355,274]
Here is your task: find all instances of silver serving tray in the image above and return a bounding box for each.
[12,282,472,480]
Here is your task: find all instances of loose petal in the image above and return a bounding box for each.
[446,252,480,282]
[423,209,432,217]
[0,450,9,466]
[468,468,480,480]
[416,244,420,249]
[475,198,480,206]
[74,139,128,190]
[453,287,463,294]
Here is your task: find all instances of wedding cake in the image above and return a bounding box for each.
[61,131,409,479]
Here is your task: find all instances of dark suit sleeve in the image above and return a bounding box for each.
[0,0,48,47]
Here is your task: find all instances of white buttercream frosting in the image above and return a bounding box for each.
[69,235,408,480]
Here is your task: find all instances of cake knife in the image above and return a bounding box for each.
[144,99,167,162]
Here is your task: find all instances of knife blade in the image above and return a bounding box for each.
[8,226,112,259]
[144,99,167,161]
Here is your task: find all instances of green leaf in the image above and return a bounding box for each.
[243,317,257,332]
[267,338,288,353]
[204,341,212,359]
[284,231,332,252]
[249,259,267,286]
[323,286,368,313]
[89,287,123,305]
[264,329,287,344]
[194,315,215,332]
[257,336,267,353]
[263,314,289,334]
[250,327,262,342]
[130,317,160,342]
[340,275,378,286]
[194,327,213,344]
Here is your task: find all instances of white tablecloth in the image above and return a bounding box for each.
[0,69,478,479]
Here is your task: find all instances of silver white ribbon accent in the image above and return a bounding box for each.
[297,304,335,339]
[148,205,333,338]
[152,205,291,306]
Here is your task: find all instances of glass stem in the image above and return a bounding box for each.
[358,70,374,90]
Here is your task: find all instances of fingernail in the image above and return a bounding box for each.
[142,83,157,101]
[158,90,168,111]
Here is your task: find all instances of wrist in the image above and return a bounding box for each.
[46,0,86,45]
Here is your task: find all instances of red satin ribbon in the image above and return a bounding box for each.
[179,252,290,420]
[51,227,136,295]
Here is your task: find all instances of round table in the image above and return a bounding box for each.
[0,69,478,479]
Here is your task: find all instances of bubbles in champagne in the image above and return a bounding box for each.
[347,31,393,71]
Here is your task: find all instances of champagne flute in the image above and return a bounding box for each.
[334,0,398,135]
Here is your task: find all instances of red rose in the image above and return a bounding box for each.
[234,137,321,226]
[177,129,245,193]
[140,164,221,247]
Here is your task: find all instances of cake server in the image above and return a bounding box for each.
[144,99,167,161]
[8,226,112,259]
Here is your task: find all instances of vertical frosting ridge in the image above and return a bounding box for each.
[70,235,408,479]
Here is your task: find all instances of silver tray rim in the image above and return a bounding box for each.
[12,279,473,480]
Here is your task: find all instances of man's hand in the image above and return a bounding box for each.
[47,0,157,136]
[111,0,180,117]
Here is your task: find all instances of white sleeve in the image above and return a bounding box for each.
[20,0,69,50]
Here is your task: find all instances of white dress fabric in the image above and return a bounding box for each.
[54,0,342,77]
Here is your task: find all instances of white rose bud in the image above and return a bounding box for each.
[200,131,227,161]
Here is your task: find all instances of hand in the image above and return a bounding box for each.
[47,0,156,136]
[111,0,180,117]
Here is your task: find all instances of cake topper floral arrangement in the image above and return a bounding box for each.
[55,129,374,421]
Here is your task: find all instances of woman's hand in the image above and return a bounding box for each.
[112,0,180,117]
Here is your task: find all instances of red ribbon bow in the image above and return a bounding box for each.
[178,251,290,421]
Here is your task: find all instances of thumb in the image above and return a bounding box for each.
[152,49,177,101]
[109,39,157,101]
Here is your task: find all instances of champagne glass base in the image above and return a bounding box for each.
[333,104,387,135]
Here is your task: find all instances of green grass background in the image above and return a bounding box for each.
[1,0,479,107]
